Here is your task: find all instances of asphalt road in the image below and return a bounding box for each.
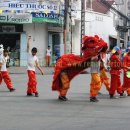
[0,74,130,130]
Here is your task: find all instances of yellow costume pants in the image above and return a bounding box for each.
[90,73,102,97]
[100,69,110,91]
[59,72,70,97]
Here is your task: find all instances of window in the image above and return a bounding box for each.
[86,0,91,9]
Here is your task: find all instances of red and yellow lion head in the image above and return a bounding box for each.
[82,35,108,58]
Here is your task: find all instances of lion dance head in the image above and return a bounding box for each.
[82,35,108,58]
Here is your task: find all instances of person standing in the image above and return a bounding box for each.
[109,46,125,99]
[122,48,130,96]
[27,36,44,97]
[0,46,15,92]
[46,46,51,67]
[90,55,101,102]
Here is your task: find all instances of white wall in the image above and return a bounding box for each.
[72,0,117,54]
[85,11,117,43]
[72,11,117,54]
[72,20,81,55]
[23,23,48,66]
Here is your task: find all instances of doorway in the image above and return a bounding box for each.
[48,32,60,60]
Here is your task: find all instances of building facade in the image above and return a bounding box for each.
[71,0,117,54]
[114,0,130,48]
[0,0,64,66]
[0,0,118,66]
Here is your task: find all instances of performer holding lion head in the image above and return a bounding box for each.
[52,35,108,102]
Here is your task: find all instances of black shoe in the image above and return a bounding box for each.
[110,94,118,99]
[35,93,39,97]
[58,96,68,101]
[9,88,16,92]
[120,93,126,98]
[27,93,33,96]
[90,97,99,102]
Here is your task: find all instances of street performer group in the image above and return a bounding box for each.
[0,35,130,102]
[52,35,129,102]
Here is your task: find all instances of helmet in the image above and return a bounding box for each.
[125,47,130,52]
[111,46,121,54]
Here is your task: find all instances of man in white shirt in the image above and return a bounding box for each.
[27,36,44,97]
[0,49,15,92]
[46,46,51,67]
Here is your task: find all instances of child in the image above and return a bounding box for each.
[27,36,44,97]
[0,47,15,92]
[109,46,125,99]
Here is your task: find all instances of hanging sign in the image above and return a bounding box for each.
[0,14,32,23]
[32,12,63,24]
[0,1,60,13]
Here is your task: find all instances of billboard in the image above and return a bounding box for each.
[0,0,60,13]
[0,14,32,23]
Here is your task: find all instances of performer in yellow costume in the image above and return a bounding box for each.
[100,52,110,92]
[90,55,102,102]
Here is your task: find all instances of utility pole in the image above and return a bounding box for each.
[63,0,70,54]
[80,0,86,56]
[124,0,128,48]
[128,0,130,46]
[63,0,67,54]
[117,14,121,48]
[70,0,73,53]
[70,9,73,53]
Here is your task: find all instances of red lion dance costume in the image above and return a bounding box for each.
[52,35,108,101]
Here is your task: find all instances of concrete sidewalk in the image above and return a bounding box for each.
[8,67,54,75]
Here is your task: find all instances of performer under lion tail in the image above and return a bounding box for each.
[58,70,70,101]
[109,46,125,99]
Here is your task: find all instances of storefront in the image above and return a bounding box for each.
[0,33,20,66]
[109,35,124,50]
[48,24,63,61]
[0,0,64,66]
[0,13,32,66]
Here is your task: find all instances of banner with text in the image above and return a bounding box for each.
[0,1,60,13]
[0,14,32,23]
[32,12,63,24]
